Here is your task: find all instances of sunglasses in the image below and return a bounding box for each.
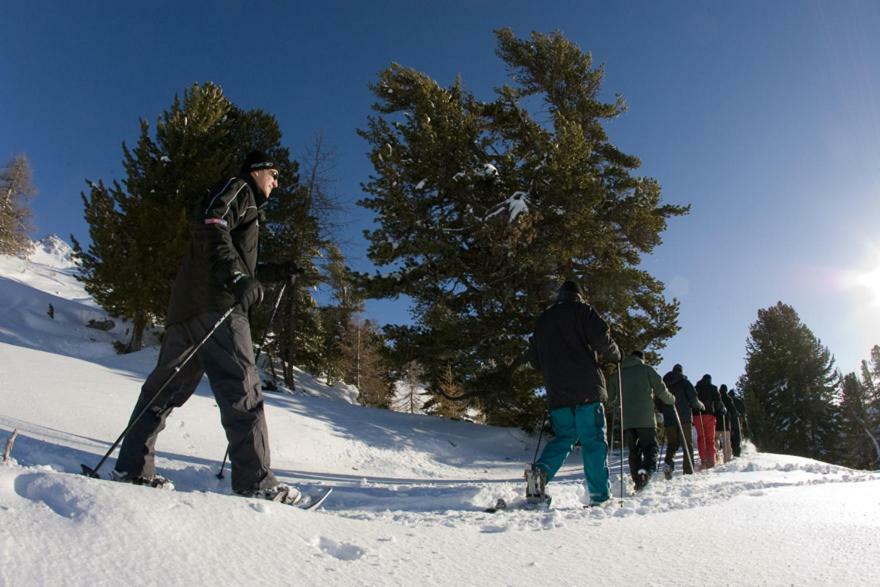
[270,170,279,180]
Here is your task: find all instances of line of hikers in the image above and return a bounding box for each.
[620,358,746,485]
[527,280,747,506]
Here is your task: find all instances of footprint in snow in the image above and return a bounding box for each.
[311,536,365,561]
[14,472,92,520]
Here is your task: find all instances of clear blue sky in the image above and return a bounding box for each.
[4,0,880,389]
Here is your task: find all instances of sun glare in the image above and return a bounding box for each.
[842,247,880,307]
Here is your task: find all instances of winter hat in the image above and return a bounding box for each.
[241,150,276,173]
[673,364,683,374]
[719,384,728,393]
[631,350,645,359]
[559,280,581,295]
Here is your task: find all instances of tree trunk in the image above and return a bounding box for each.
[126,312,147,353]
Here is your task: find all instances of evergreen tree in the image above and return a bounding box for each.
[393,361,427,414]
[0,154,36,255]
[72,82,323,355]
[838,372,878,469]
[358,29,687,426]
[858,347,880,468]
[71,179,161,351]
[423,364,469,419]
[337,318,394,408]
[316,244,365,385]
[737,302,840,460]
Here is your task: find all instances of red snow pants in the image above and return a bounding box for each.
[693,414,716,469]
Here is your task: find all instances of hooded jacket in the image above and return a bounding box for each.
[607,354,675,429]
[660,368,701,426]
[716,385,739,431]
[694,375,725,418]
[527,289,621,409]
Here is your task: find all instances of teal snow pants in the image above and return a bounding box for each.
[536,403,610,503]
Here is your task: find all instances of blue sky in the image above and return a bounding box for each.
[3,0,880,389]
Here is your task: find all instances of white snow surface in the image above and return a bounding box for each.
[2,239,879,586]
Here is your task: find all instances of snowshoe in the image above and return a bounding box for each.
[110,469,175,490]
[525,464,548,505]
[584,498,612,509]
[634,469,650,492]
[235,483,304,506]
[484,498,508,513]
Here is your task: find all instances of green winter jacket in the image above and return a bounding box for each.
[607,355,675,429]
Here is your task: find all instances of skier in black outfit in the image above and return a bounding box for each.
[659,364,704,477]
[724,387,743,457]
[716,384,735,463]
[113,151,303,504]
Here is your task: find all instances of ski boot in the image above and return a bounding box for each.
[663,463,673,481]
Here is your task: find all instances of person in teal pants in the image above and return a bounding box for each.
[527,281,621,505]
[537,403,611,503]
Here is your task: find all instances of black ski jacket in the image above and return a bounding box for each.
[659,370,701,426]
[693,375,724,418]
[716,389,739,431]
[527,291,621,409]
[166,175,270,325]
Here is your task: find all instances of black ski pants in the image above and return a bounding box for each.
[664,422,695,474]
[625,427,659,482]
[730,416,742,457]
[115,310,277,493]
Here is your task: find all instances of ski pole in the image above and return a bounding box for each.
[254,280,289,368]
[531,410,549,465]
[672,405,695,475]
[81,306,236,479]
[618,362,625,502]
[721,413,728,461]
[696,409,707,470]
[217,279,291,479]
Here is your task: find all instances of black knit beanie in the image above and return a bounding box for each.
[241,150,276,173]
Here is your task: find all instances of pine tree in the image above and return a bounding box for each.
[394,361,427,414]
[71,179,160,351]
[72,82,324,355]
[858,347,880,468]
[337,318,393,408]
[0,154,36,255]
[316,244,365,385]
[423,364,469,419]
[358,29,688,426]
[72,83,237,351]
[737,302,840,460]
[838,372,878,469]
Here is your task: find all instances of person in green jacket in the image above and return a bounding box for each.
[608,350,676,491]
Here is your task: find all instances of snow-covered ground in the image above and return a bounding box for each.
[1,238,879,586]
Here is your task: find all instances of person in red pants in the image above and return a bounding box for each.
[692,374,724,470]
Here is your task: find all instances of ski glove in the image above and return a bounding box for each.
[259,261,304,283]
[695,400,706,412]
[231,274,264,313]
